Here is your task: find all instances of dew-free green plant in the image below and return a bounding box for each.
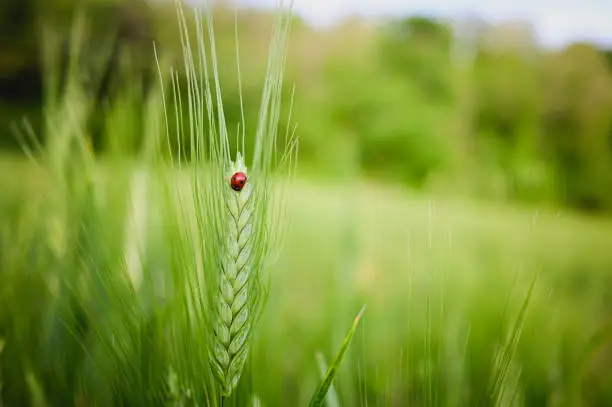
[311,306,366,407]
[211,152,256,395]
[154,0,298,401]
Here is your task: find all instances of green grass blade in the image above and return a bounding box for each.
[315,352,340,407]
[488,273,537,406]
[309,305,366,407]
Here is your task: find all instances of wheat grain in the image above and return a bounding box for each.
[211,152,254,396]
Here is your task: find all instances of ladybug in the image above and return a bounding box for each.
[230,172,247,191]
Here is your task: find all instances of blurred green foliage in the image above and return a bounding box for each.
[3,157,612,405]
[1,2,612,406]
[2,0,612,214]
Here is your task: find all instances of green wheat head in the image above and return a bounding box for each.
[155,0,297,400]
[211,152,254,395]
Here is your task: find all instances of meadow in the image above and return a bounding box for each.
[1,1,612,406]
[2,151,612,405]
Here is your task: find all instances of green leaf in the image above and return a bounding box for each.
[315,352,340,407]
[309,305,366,407]
[488,273,537,405]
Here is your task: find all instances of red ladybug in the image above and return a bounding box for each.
[230,172,247,191]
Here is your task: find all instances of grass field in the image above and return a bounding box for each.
[2,1,612,404]
[2,155,612,406]
[256,177,612,406]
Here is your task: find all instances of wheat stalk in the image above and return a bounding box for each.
[211,152,254,395]
[153,0,297,402]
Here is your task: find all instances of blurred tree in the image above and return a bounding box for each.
[603,48,612,71]
[472,45,547,202]
[333,16,454,188]
[0,0,40,102]
[0,0,156,150]
[380,16,453,103]
[541,43,612,211]
[0,0,41,149]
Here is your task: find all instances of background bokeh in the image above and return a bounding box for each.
[1,0,612,405]
[2,0,612,211]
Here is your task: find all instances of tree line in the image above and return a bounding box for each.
[2,1,612,213]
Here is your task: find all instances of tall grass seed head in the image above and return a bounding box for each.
[211,152,255,396]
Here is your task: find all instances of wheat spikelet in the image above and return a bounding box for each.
[211,152,254,396]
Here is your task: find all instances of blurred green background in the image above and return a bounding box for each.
[3,0,612,210]
[1,0,612,405]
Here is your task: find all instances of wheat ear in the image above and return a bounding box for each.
[211,152,254,396]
